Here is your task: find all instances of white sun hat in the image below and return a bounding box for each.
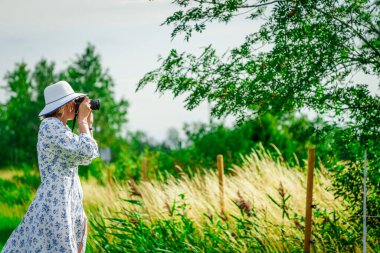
[38,81,87,117]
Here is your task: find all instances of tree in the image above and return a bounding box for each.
[137,0,379,235]
[0,63,38,165]
[0,44,129,167]
[60,43,129,147]
[138,0,379,142]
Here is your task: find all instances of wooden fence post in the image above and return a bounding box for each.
[107,165,113,185]
[217,154,225,215]
[304,148,316,253]
[141,157,148,181]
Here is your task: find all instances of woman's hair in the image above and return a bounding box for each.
[40,104,65,120]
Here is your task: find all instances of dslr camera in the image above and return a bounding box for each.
[70,96,100,131]
[74,96,101,111]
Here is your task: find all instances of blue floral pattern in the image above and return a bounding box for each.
[2,117,99,253]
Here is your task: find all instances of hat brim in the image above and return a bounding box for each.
[38,93,87,117]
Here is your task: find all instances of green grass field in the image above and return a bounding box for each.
[1,149,378,252]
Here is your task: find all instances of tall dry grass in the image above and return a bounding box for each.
[1,146,373,252]
[82,147,370,252]
[83,146,342,222]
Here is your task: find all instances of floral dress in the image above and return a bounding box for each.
[2,117,99,253]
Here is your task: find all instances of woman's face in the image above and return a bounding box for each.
[64,100,76,120]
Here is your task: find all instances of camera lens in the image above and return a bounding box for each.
[90,99,100,110]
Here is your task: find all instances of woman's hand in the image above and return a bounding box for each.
[77,96,92,123]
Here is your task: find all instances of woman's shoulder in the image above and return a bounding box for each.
[40,117,58,127]
[39,117,65,135]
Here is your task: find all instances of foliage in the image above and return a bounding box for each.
[137,0,379,174]
[325,124,380,237]
[1,146,379,252]
[181,112,331,168]
[11,163,40,190]
[60,44,129,147]
[0,43,128,167]
[139,112,335,180]
[138,0,379,142]
[0,164,38,206]
[0,216,21,249]
[89,193,378,252]
[330,153,380,238]
[0,63,40,166]
[110,133,160,182]
[138,0,380,238]
[0,178,32,206]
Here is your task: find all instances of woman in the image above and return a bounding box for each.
[2,81,99,253]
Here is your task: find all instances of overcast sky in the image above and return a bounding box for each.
[0,0,378,142]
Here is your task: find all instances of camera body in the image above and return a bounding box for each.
[74,96,100,110]
[70,96,100,131]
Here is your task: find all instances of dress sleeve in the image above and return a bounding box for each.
[44,119,99,166]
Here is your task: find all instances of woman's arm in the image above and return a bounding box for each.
[78,120,91,136]
[77,96,93,137]
[43,118,99,165]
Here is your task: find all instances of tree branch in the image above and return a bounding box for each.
[314,7,380,59]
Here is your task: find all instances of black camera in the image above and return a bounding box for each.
[71,96,100,131]
[74,96,100,110]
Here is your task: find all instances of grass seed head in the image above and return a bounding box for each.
[236,190,252,217]
[278,182,285,198]
[128,180,142,197]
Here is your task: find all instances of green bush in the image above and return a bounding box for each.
[142,112,335,179]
